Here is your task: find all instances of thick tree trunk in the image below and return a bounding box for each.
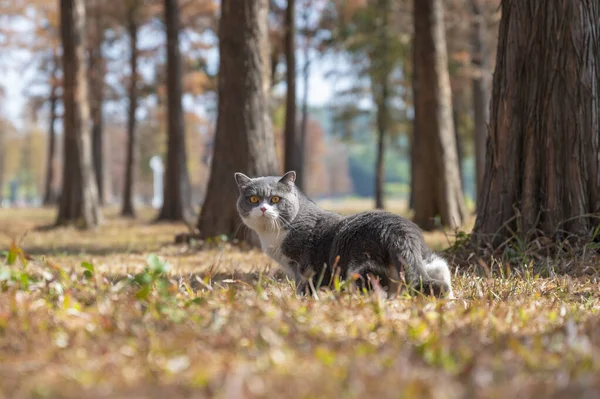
[122,12,138,218]
[470,0,490,208]
[473,0,600,246]
[412,0,466,230]
[57,0,101,228]
[197,0,279,243]
[157,0,193,222]
[88,12,105,206]
[43,58,59,205]
[284,0,303,189]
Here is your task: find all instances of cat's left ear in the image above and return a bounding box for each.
[279,171,296,186]
[234,172,252,187]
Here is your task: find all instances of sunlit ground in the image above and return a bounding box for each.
[1,203,599,399]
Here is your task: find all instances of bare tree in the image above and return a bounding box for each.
[470,0,490,206]
[156,0,193,222]
[197,0,279,242]
[284,0,303,190]
[122,1,140,218]
[412,0,466,230]
[43,53,60,205]
[474,0,600,245]
[57,0,101,228]
[298,0,312,190]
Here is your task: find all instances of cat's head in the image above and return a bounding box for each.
[234,171,300,234]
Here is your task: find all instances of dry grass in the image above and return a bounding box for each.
[1,207,600,399]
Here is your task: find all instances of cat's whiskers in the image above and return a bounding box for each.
[277,217,295,233]
[233,219,245,237]
[274,218,284,239]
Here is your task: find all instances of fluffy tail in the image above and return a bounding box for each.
[423,254,455,299]
[392,246,454,298]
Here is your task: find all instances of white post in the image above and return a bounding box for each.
[149,155,164,209]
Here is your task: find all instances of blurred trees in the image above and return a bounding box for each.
[470,0,490,205]
[43,53,60,204]
[473,0,600,245]
[320,0,411,210]
[283,0,302,190]
[197,0,279,242]
[412,0,466,230]
[87,0,107,205]
[57,0,101,227]
[121,0,143,217]
[156,0,193,222]
[0,0,510,239]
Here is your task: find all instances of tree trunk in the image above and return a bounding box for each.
[298,0,311,192]
[374,112,386,209]
[197,0,279,243]
[412,0,466,230]
[409,37,418,212]
[43,56,59,205]
[157,0,193,222]
[57,0,101,228]
[122,10,138,218]
[372,0,392,210]
[0,125,4,205]
[284,0,303,189]
[88,11,105,206]
[452,94,464,188]
[473,0,600,246]
[470,0,490,208]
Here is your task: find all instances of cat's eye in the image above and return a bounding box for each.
[271,196,280,204]
[249,196,259,204]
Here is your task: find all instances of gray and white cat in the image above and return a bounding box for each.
[235,171,454,299]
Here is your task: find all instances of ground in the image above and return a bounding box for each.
[1,203,599,399]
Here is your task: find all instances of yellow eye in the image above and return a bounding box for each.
[249,196,259,203]
[271,196,280,204]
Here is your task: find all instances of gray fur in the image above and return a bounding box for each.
[235,171,454,298]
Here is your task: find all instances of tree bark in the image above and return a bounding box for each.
[43,55,59,205]
[452,93,464,188]
[470,0,490,208]
[57,0,101,228]
[284,0,303,189]
[157,0,193,222]
[412,0,466,230]
[374,109,386,209]
[298,0,310,192]
[122,8,139,218]
[88,10,105,206]
[409,37,418,212]
[473,0,600,246]
[371,0,392,210]
[197,0,279,243]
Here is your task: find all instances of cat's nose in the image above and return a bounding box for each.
[260,206,267,213]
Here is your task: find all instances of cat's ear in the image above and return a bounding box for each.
[279,171,296,186]
[234,172,252,187]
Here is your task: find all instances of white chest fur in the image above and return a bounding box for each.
[258,230,295,279]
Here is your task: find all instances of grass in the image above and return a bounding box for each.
[1,206,600,399]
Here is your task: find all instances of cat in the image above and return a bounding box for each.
[234,170,455,299]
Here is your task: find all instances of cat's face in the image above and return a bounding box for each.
[234,171,300,234]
